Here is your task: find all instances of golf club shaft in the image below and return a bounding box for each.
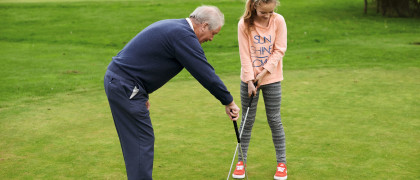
[227,82,257,179]
[238,143,249,180]
[232,121,249,179]
[227,143,239,180]
[227,104,254,180]
[235,95,253,180]
[239,94,254,140]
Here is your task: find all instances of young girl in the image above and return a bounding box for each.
[233,0,287,179]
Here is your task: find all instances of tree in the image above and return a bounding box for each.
[364,0,420,17]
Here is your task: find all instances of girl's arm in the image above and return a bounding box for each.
[255,68,268,87]
[238,20,258,96]
[238,20,254,83]
[263,14,287,74]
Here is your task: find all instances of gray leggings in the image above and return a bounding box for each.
[238,81,286,164]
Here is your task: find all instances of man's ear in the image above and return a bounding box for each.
[201,22,209,31]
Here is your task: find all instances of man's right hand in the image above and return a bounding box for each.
[225,100,240,121]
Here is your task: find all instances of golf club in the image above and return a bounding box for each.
[227,82,257,180]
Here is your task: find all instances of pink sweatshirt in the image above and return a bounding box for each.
[238,13,287,85]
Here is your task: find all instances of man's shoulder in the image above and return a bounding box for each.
[148,19,193,37]
[155,18,186,24]
[152,19,190,30]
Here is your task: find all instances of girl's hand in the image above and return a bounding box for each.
[248,81,257,97]
[254,69,268,87]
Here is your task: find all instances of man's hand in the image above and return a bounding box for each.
[225,101,240,121]
[146,100,150,110]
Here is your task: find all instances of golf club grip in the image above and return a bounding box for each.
[248,94,254,107]
[248,81,258,107]
[233,121,240,143]
[230,110,237,119]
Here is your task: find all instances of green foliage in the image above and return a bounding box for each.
[0,0,419,179]
[368,0,420,17]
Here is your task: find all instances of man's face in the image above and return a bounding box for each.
[197,23,221,44]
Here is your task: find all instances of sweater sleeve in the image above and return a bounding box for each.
[238,20,255,83]
[173,35,233,105]
[263,15,287,73]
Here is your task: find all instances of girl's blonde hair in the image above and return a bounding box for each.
[241,0,280,34]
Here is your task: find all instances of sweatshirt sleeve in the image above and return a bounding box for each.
[238,20,255,83]
[264,15,287,73]
[173,34,233,105]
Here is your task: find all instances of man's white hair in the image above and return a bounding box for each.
[189,5,225,30]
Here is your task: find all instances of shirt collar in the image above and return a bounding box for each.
[186,18,194,30]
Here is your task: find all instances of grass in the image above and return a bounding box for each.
[0,0,419,179]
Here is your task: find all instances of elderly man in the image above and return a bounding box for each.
[104,5,240,180]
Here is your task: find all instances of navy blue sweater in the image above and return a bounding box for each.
[107,19,233,105]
